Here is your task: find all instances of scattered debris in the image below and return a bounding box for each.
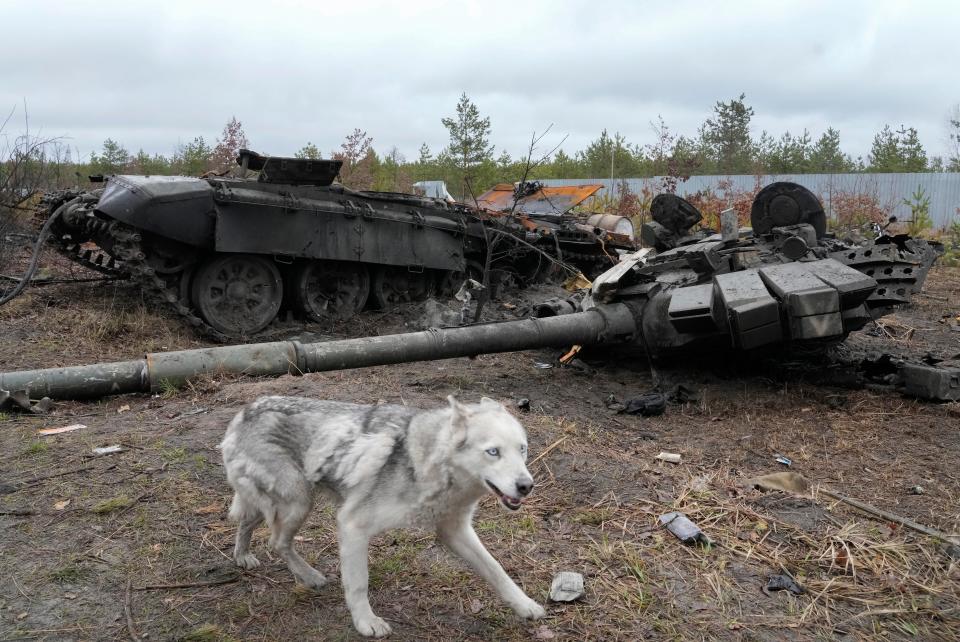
[516,398,530,412]
[53,499,70,510]
[92,445,124,456]
[618,392,667,417]
[117,404,130,414]
[655,451,682,464]
[763,574,804,596]
[533,624,557,640]
[775,454,793,466]
[37,423,86,436]
[908,485,924,495]
[558,344,582,364]
[533,362,554,369]
[549,571,585,602]
[0,389,53,414]
[748,472,810,494]
[666,383,700,404]
[659,512,712,546]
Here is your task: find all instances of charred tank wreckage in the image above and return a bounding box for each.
[42,150,632,340]
[4,175,956,403]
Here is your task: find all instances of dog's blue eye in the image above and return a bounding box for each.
[485,447,500,457]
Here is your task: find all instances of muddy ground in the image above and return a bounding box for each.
[1,250,959,641]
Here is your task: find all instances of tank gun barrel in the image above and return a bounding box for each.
[0,305,637,401]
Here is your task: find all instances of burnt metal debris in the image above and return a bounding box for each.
[5,181,953,402]
[41,151,632,339]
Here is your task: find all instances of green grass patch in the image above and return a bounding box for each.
[93,494,132,514]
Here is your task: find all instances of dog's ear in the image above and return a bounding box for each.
[447,395,469,445]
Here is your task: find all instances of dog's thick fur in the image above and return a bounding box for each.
[221,395,544,637]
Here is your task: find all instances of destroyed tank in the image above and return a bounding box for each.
[43,151,633,340]
[6,182,953,402]
[44,150,487,339]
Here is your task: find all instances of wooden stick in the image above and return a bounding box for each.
[124,578,140,641]
[529,436,567,466]
[819,487,959,544]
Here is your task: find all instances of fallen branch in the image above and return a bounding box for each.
[819,487,959,544]
[8,464,98,493]
[124,578,139,642]
[529,436,567,467]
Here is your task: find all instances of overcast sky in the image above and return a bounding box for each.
[3,0,959,167]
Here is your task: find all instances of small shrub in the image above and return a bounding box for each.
[903,184,933,237]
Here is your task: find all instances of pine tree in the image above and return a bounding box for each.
[810,128,851,172]
[699,93,755,174]
[90,138,129,174]
[869,125,927,172]
[441,93,494,196]
[295,142,321,159]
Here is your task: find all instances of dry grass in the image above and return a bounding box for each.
[1,257,958,640]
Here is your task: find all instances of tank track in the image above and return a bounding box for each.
[49,200,230,342]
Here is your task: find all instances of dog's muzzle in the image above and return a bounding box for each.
[485,480,525,510]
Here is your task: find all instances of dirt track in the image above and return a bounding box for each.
[1,258,958,641]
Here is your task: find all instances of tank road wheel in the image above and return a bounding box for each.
[293,260,370,323]
[370,266,432,308]
[190,254,283,337]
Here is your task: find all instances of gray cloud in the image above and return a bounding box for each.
[3,0,958,166]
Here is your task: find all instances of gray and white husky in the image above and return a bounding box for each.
[220,395,545,637]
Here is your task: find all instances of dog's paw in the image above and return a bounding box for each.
[512,597,546,620]
[234,553,260,570]
[297,569,328,590]
[354,615,392,637]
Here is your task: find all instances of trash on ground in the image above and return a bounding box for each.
[620,392,667,416]
[92,445,124,456]
[666,383,701,404]
[53,499,70,510]
[549,571,585,602]
[117,404,130,414]
[763,574,804,596]
[655,451,682,464]
[775,454,793,466]
[659,512,711,545]
[908,485,924,495]
[558,344,582,364]
[533,362,554,369]
[37,423,86,436]
[516,398,530,412]
[748,472,810,494]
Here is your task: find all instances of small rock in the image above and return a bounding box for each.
[549,571,584,602]
[469,598,482,614]
[908,485,924,495]
[533,625,556,639]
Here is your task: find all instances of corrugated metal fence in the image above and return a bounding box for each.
[540,173,960,228]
